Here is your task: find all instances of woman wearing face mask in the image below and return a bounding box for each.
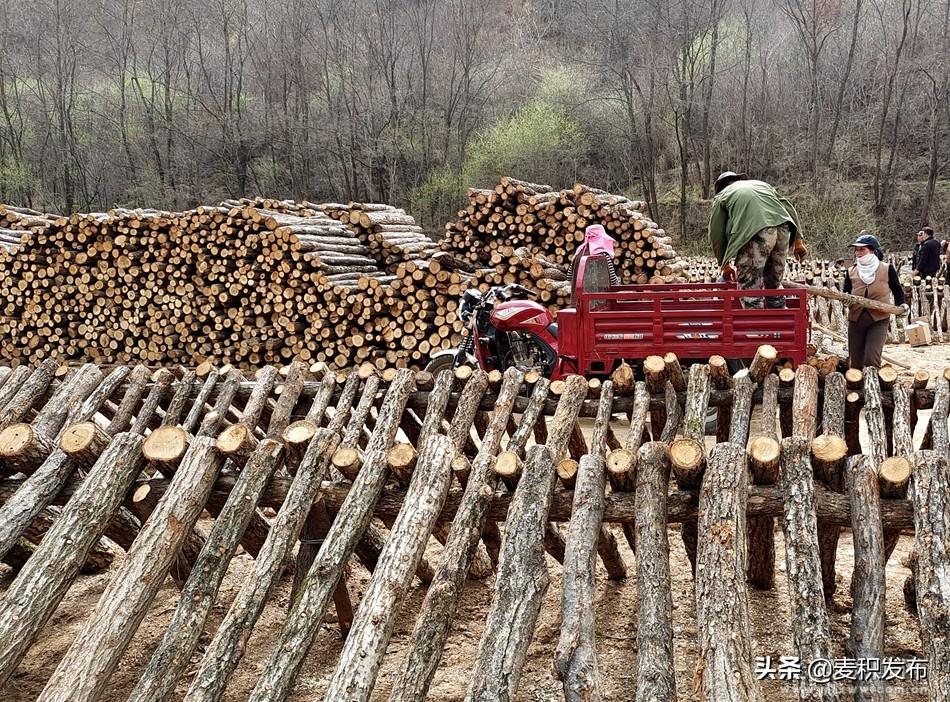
[842,232,908,369]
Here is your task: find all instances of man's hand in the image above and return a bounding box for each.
[793,238,808,262]
[721,262,737,283]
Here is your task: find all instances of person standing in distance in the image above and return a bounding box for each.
[843,232,907,369]
[913,226,941,279]
[708,171,807,308]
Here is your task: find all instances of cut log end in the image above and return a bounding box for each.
[331,446,362,480]
[812,433,848,464]
[387,442,418,483]
[606,448,636,483]
[555,458,578,488]
[143,425,190,463]
[878,456,911,498]
[747,435,781,485]
[0,423,38,456]
[670,437,705,488]
[282,419,317,448]
[493,451,523,484]
[216,423,253,454]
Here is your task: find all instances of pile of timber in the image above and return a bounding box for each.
[0,355,947,700]
[0,204,64,252]
[0,201,475,368]
[322,202,441,269]
[442,177,686,284]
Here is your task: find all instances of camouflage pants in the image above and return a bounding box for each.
[735,224,790,309]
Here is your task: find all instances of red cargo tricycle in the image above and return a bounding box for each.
[425,254,809,380]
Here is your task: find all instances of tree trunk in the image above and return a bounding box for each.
[182,431,340,702]
[465,446,556,702]
[779,437,837,702]
[246,370,416,702]
[634,442,675,702]
[0,433,145,689]
[37,436,224,702]
[911,450,950,699]
[695,442,761,701]
[554,454,606,702]
[387,370,526,702]
[845,455,885,701]
[128,439,285,702]
[323,435,454,702]
[816,372,847,600]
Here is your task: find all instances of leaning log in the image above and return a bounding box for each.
[464,445,557,702]
[694,442,760,701]
[246,370,415,702]
[37,436,225,702]
[182,430,340,702]
[322,435,455,702]
[845,455,885,701]
[0,433,145,689]
[127,439,286,702]
[671,363,709,575]
[554,451,608,701]
[911,450,950,699]
[779,437,837,702]
[634,442,676,702]
[387,369,526,702]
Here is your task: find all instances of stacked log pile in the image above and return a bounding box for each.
[0,205,64,252]
[0,201,477,368]
[443,177,686,284]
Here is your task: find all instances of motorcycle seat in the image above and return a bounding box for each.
[547,323,558,339]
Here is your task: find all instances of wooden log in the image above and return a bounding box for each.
[181,371,219,434]
[643,355,667,438]
[746,435,781,590]
[323,435,454,701]
[748,344,777,384]
[107,365,150,434]
[694,442,760,700]
[464,445,556,702]
[911,450,950,699]
[386,370,526,702]
[658,381,682,444]
[727,370,753,445]
[0,359,59,431]
[792,364,819,440]
[37,436,224,702]
[0,433,145,688]
[779,436,836,702]
[845,455,886,700]
[142,425,191,475]
[0,366,29,415]
[633,442,675,702]
[670,364,709,576]
[554,452,607,701]
[785,281,902,316]
[267,360,306,438]
[814,373,847,602]
[130,368,174,435]
[709,355,733,443]
[760,374,779,439]
[246,371,416,702]
[127,439,286,702]
[182,430,340,702]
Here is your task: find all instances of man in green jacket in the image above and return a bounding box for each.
[708,171,807,308]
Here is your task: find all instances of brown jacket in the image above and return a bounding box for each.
[848,264,891,322]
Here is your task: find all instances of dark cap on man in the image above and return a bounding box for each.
[714,171,747,194]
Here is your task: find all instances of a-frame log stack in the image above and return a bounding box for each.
[0,352,947,700]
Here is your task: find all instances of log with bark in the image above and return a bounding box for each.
[246,370,415,702]
[694,442,760,701]
[464,446,557,702]
[322,435,455,702]
[0,433,145,689]
[37,436,225,702]
[388,369,525,702]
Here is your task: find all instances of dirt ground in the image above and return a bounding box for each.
[1,340,946,701]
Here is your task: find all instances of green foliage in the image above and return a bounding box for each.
[0,158,36,196]
[461,71,585,187]
[412,67,587,229]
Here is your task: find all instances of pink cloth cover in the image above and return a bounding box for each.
[584,224,616,257]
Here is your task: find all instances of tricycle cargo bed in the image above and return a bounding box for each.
[556,282,809,376]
